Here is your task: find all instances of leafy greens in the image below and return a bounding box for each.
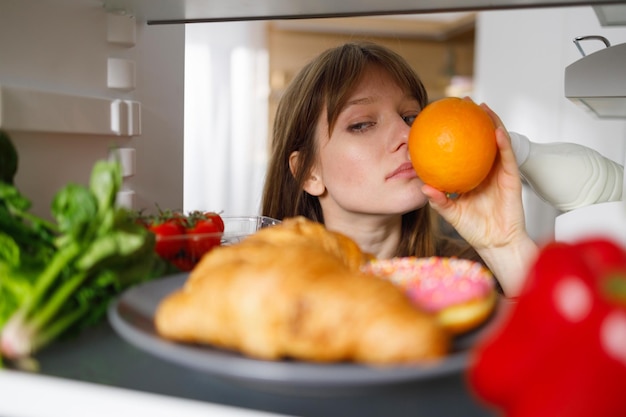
[0,131,164,367]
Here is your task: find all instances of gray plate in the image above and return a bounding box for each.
[107,273,492,395]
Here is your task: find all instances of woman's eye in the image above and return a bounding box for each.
[349,121,374,132]
[403,114,418,126]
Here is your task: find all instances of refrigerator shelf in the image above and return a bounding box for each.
[0,84,141,136]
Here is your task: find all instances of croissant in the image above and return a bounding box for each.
[154,217,449,364]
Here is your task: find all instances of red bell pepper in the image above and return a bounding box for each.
[468,238,626,417]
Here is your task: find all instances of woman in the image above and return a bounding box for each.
[261,41,537,298]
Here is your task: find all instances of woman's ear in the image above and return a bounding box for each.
[289,151,325,196]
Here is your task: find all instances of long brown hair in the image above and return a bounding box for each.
[262,41,476,260]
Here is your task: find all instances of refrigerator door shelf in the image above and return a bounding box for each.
[0,84,141,137]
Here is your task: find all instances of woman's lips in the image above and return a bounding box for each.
[387,162,418,180]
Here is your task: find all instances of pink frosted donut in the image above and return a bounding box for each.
[363,257,497,334]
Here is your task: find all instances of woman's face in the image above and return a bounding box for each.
[308,65,428,219]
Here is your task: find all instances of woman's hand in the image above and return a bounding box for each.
[421,101,538,297]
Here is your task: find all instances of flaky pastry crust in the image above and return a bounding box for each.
[155,217,449,364]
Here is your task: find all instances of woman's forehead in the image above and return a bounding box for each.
[349,66,406,96]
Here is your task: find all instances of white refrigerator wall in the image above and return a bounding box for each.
[0,0,184,220]
[474,6,626,244]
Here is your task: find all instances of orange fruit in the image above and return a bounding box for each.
[408,97,497,195]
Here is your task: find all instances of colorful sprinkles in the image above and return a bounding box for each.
[363,257,494,312]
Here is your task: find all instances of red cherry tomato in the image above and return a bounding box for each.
[140,210,224,271]
[149,220,186,260]
[186,218,222,261]
[167,257,196,272]
[204,212,225,232]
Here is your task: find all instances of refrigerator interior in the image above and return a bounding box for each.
[0,0,184,220]
[1,0,626,242]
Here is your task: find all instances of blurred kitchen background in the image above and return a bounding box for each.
[1,1,626,246]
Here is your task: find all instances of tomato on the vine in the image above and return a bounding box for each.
[168,257,196,272]
[204,211,225,232]
[140,209,225,271]
[187,217,222,260]
[149,219,186,260]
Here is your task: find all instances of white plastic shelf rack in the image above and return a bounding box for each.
[0,84,141,136]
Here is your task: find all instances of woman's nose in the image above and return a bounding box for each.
[389,115,411,151]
